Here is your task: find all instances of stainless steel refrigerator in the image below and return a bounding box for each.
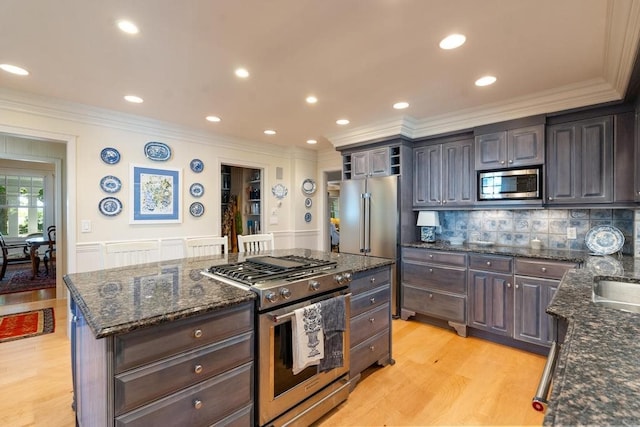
[340,175,400,315]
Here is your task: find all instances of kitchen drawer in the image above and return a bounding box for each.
[114,331,253,415]
[350,267,390,295]
[402,285,466,323]
[115,303,253,373]
[515,258,578,280]
[402,247,467,267]
[350,303,390,348]
[469,254,513,274]
[211,403,253,427]
[115,362,253,427]
[351,286,390,317]
[402,261,466,294]
[350,330,389,378]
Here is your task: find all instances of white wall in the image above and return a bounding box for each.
[0,88,328,276]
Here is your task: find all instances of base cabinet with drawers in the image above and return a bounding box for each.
[400,247,468,337]
[72,301,254,427]
[348,266,393,386]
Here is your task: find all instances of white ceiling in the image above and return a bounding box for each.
[1,0,640,151]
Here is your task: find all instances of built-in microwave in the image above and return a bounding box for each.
[478,167,541,201]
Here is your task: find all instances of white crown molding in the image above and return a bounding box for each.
[604,0,640,96]
[0,87,295,158]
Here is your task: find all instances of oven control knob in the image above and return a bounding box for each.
[343,272,353,283]
[280,288,292,299]
[309,280,320,291]
[265,291,278,303]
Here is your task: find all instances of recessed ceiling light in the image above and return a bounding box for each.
[393,102,409,110]
[235,68,250,78]
[439,34,466,50]
[475,75,497,87]
[306,139,317,145]
[336,119,350,125]
[0,64,29,76]
[124,95,144,103]
[264,129,276,135]
[306,96,318,104]
[206,115,221,122]
[117,20,139,35]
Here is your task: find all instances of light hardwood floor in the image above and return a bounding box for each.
[0,296,546,426]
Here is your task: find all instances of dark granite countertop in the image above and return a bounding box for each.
[64,248,393,339]
[543,255,640,426]
[403,240,588,263]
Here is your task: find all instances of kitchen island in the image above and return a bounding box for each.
[64,248,393,427]
[544,256,640,426]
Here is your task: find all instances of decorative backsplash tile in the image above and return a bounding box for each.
[437,209,635,254]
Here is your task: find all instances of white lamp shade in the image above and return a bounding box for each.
[417,211,440,227]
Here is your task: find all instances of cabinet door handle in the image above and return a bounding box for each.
[442,200,447,204]
[193,329,203,338]
[548,197,553,201]
[508,159,513,164]
[486,261,492,266]
[507,283,512,288]
[500,160,505,165]
[194,364,203,374]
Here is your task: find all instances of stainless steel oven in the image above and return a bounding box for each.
[202,254,353,427]
[258,290,351,426]
[478,167,541,201]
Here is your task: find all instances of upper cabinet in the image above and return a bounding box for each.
[475,125,544,170]
[343,145,401,180]
[546,116,613,205]
[413,136,474,208]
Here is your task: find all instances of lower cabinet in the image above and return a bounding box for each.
[72,301,254,427]
[349,266,393,385]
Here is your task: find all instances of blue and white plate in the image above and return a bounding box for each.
[100,175,122,193]
[585,225,624,255]
[304,212,312,223]
[301,178,316,195]
[189,202,205,217]
[189,183,204,198]
[190,158,204,173]
[100,147,121,165]
[99,197,123,216]
[144,142,172,161]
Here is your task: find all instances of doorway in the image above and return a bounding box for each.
[325,170,341,253]
[221,164,263,252]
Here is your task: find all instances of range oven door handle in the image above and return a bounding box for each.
[532,340,559,411]
[272,293,352,323]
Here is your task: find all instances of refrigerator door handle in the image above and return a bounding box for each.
[362,192,371,254]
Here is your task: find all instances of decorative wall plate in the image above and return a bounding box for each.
[100,147,121,164]
[144,141,172,161]
[99,197,123,216]
[189,183,204,198]
[304,212,312,223]
[301,178,316,195]
[100,175,122,193]
[272,183,288,199]
[305,197,312,208]
[190,158,204,173]
[585,225,624,255]
[189,202,205,217]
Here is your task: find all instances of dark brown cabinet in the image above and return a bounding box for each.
[546,116,613,204]
[413,137,474,208]
[475,125,544,170]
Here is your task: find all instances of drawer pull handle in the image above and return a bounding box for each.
[370,277,376,283]
[194,364,203,374]
[429,254,433,258]
[429,268,433,273]
[370,297,376,304]
[486,261,491,266]
[541,267,547,273]
[429,293,433,299]
[193,399,203,410]
[369,345,375,352]
[369,317,375,323]
[194,329,203,338]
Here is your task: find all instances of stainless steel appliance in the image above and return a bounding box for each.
[478,167,541,201]
[202,255,353,426]
[340,175,400,315]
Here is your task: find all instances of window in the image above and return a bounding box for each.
[0,175,45,237]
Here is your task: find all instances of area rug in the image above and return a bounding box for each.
[0,307,55,343]
[0,266,56,295]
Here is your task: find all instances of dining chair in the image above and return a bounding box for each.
[237,233,274,253]
[0,232,31,280]
[184,236,228,257]
[43,226,56,276]
[103,239,160,268]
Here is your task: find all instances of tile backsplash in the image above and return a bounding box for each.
[434,209,635,254]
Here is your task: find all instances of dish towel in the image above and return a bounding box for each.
[292,302,324,375]
[319,295,346,372]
